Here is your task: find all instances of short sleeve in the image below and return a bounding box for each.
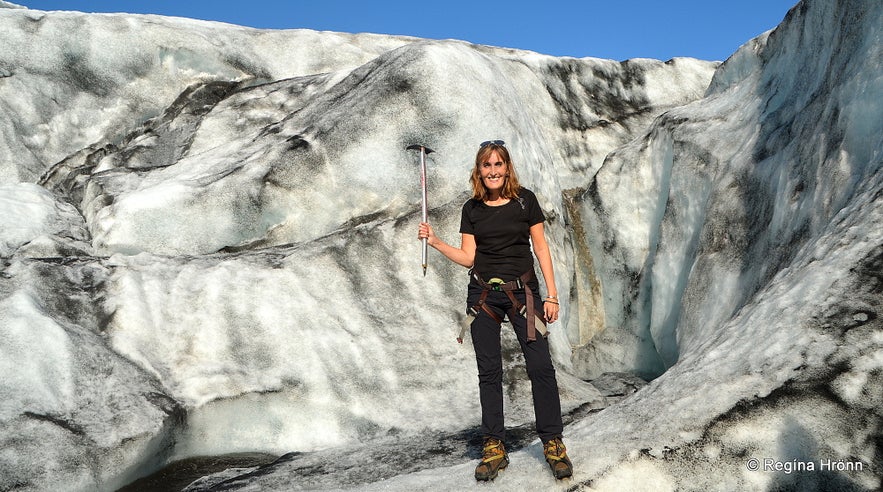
[459,200,475,234]
[524,189,545,226]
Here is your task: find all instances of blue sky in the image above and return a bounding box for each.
[20,0,799,61]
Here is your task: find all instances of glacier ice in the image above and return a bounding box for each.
[1,0,881,490]
[0,260,182,491]
[0,182,91,257]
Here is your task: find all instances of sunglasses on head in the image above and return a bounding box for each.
[479,140,505,148]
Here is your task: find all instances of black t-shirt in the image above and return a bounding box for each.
[459,187,545,281]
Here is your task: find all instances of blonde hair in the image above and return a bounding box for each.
[469,143,521,200]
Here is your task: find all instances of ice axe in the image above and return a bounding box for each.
[406,144,434,276]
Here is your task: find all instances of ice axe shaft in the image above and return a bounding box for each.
[406,144,434,276]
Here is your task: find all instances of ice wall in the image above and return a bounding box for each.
[559,0,881,489]
[1,0,880,490]
[0,257,183,491]
[0,4,718,491]
[572,0,882,380]
[0,7,417,183]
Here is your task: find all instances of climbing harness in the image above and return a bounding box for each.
[457,269,548,343]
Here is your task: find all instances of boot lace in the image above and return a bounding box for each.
[544,438,567,462]
[481,438,506,463]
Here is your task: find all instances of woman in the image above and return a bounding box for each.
[417,140,573,481]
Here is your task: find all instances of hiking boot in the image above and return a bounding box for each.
[543,437,573,479]
[474,437,509,481]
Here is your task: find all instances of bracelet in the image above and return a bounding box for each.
[543,300,559,305]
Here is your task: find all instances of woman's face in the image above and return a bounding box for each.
[479,150,508,193]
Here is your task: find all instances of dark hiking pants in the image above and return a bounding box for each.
[467,279,564,443]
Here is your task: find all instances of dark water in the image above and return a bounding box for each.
[117,453,278,492]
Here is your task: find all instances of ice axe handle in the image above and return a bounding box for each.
[406,145,434,276]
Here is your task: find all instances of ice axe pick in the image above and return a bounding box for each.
[406,144,434,276]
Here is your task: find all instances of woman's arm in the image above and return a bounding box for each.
[530,222,560,323]
[418,222,476,268]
